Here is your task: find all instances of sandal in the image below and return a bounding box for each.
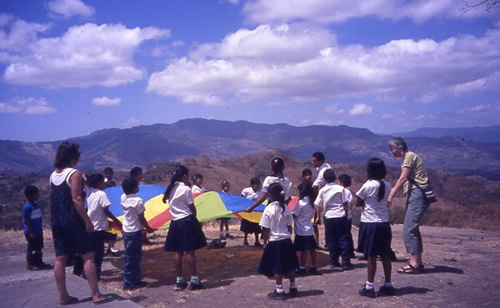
[397,263,421,274]
[59,296,79,306]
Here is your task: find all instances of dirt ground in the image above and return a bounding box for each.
[1,222,500,307]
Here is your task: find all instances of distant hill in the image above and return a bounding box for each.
[1,119,499,179]
[401,125,500,143]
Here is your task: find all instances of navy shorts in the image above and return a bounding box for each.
[294,235,317,251]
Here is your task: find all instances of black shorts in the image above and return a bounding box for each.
[25,233,44,251]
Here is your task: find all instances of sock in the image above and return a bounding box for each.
[276,284,284,293]
[383,282,393,288]
[290,282,296,289]
[365,281,374,290]
[191,275,200,284]
[176,276,184,283]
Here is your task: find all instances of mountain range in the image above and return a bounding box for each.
[1,118,499,180]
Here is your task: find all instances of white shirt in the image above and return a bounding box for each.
[241,187,263,201]
[313,162,332,189]
[345,187,353,220]
[168,182,194,221]
[293,196,315,236]
[121,193,146,232]
[314,183,347,218]
[259,201,293,241]
[262,176,292,201]
[191,185,206,194]
[87,188,112,231]
[50,168,77,186]
[356,180,392,223]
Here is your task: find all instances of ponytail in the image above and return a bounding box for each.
[366,157,387,202]
[270,156,285,180]
[298,181,316,209]
[268,182,286,214]
[163,165,189,203]
[377,180,385,202]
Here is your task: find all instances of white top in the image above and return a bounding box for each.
[87,188,111,231]
[191,185,206,194]
[168,182,194,221]
[345,187,353,220]
[314,182,348,218]
[241,187,263,201]
[50,168,77,186]
[356,180,392,223]
[313,162,332,189]
[293,196,315,236]
[262,175,292,200]
[121,193,146,232]
[259,201,293,241]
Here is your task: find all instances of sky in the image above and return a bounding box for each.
[1,0,499,142]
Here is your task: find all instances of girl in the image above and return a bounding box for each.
[163,165,207,291]
[356,158,394,298]
[191,174,207,194]
[240,177,263,246]
[293,182,317,275]
[258,183,299,300]
[219,180,233,239]
[245,156,292,213]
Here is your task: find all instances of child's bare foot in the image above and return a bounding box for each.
[58,296,78,306]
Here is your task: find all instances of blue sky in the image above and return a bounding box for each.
[1,0,499,142]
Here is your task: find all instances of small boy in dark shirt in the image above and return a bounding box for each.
[23,185,52,270]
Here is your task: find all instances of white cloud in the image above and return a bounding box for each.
[124,117,140,127]
[91,96,121,106]
[449,78,487,96]
[46,0,95,18]
[414,92,439,104]
[349,103,373,116]
[242,0,484,24]
[381,110,407,121]
[2,19,170,88]
[299,119,332,126]
[0,97,56,115]
[325,104,344,114]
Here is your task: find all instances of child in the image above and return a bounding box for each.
[302,168,323,250]
[258,182,299,300]
[338,173,355,258]
[86,173,122,279]
[130,167,143,185]
[245,156,293,212]
[104,167,117,187]
[121,177,156,290]
[163,165,207,291]
[191,174,207,194]
[23,185,52,270]
[218,180,233,239]
[302,168,313,183]
[103,167,119,255]
[314,169,353,270]
[293,182,317,275]
[356,158,394,298]
[240,177,263,246]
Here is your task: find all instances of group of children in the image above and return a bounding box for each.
[23,153,394,300]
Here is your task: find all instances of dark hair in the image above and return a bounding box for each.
[388,137,408,151]
[302,168,312,178]
[338,173,352,187]
[87,173,105,189]
[312,151,325,162]
[104,167,114,174]
[323,168,336,183]
[221,180,230,188]
[193,173,203,181]
[268,182,286,214]
[367,157,387,202]
[130,166,143,178]
[250,177,261,185]
[122,177,138,195]
[24,185,39,198]
[163,165,189,203]
[298,181,316,208]
[54,141,81,169]
[270,156,285,179]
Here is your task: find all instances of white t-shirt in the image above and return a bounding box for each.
[313,162,332,189]
[314,183,347,218]
[345,187,353,220]
[259,201,293,241]
[168,182,195,221]
[191,185,206,194]
[241,187,263,201]
[87,188,112,231]
[121,193,146,233]
[50,168,77,187]
[262,176,292,201]
[356,180,392,223]
[293,196,315,236]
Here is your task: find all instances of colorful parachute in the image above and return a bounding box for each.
[104,184,272,231]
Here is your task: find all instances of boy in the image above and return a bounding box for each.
[104,167,117,188]
[314,169,354,270]
[121,178,156,290]
[130,167,144,185]
[338,174,355,259]
[23,185,52,270]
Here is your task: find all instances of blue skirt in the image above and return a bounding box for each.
[356,222,392,258]
[164,215,207,253]
[258,238,299,278]
[240,219,262,234]
[294,235,317,251]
